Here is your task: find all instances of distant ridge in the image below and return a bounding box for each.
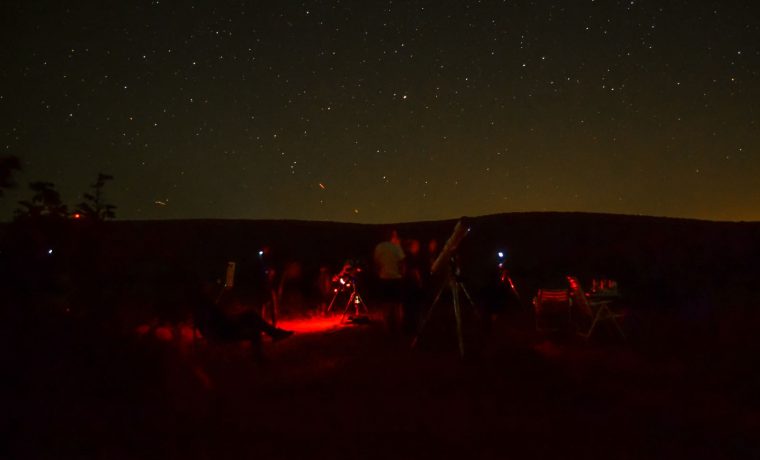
[1,211,758,312]
[71,211,759,226]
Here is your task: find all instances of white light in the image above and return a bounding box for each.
[497,251,504,258]
[48,249,53,255]
[258,250,264,256]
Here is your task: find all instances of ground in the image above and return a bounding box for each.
[7,304,758,459]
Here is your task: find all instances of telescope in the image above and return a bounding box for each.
[332,259,362,285]
[327,259,370,322]
[430,218,470,275]
[414,218,474,357]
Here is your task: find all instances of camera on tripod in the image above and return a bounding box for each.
[495,248,521,304]
[327,259,370,321]
[331,259,362,291]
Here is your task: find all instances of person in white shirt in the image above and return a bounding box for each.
[373,229,405,332]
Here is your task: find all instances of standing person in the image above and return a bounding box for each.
[277,260,304,317]
[403,239,425,334]
[427,238,440,270]
[423,238,441,291]
[315,265,333,316]
[373,229,405,332]
[257,245,280,326]
[404,239,423,287]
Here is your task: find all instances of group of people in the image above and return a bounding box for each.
[194,228,442,358]
[373,229,440,335]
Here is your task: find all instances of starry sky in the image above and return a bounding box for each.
[1,1,758,223]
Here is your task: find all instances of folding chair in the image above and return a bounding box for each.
[567,276,625,340]
[533,288,571,332]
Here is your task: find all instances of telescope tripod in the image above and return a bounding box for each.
[327,280,370,322]
[412,258,476,357]
[499,266,523,306]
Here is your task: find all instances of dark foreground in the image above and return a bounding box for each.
[3,213,760,458]
[6,305,759,460]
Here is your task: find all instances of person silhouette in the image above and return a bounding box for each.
[402,238,424,334]
[195,279,293,360]
[373,229,405,333]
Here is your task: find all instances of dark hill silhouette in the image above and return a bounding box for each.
[75,212,760,314]
[3,212,759,319]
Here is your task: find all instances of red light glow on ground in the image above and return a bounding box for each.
[133,316,346,343]
[277,316,343,334]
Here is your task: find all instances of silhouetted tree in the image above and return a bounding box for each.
[0,155,21,197]
[76,173,117,221]
[15,181,68,220]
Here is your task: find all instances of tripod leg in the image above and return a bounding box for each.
[451,280,465,358]
[340,292,355,322]
[351,288,362,316]
[458,282,482,321]
[411,284,445,349]
[269,288,279,327]
[430,283,445,307]
[504,275,522,304]
[356,294,370,315]
[460,283,477,310]
[326,290,340,313]
[214,286,228,305]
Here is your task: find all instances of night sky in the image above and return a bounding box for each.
[2,1,758,223]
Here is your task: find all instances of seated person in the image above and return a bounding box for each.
[195,282,293,353]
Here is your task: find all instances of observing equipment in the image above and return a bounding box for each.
[430,219,470,274]
[332,259,362,282]
[327,260,370,322]
[224,261,236,288]
[253,246,279,326]
[215,261,237,304]
[413,218,475,357]
[496,250,522,304]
